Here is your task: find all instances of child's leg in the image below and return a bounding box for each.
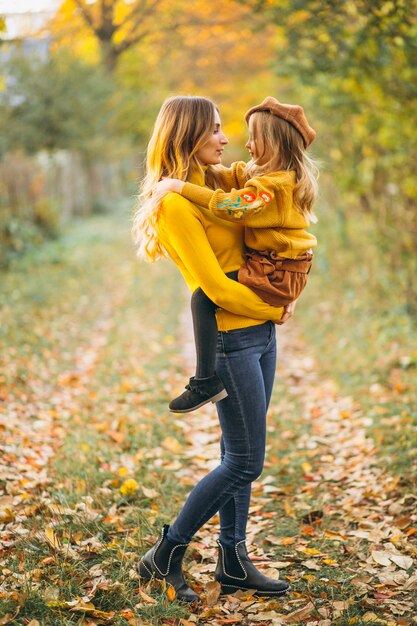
[191,271,239,378]
[191,287,219,379]
[168,272,238,413]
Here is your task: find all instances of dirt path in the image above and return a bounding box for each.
[0,217,415,625]
[176,310,417,624]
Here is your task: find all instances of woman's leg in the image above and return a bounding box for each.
[167,321,275,545]
[217,325,276,546]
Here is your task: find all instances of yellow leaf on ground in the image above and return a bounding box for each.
[138,589,157,604]
[45,527,61,550]
[161,436,183,453]
[284,499,295,517]
[281,536,296,546]
[120,479,138,496]
[324,530,348,541]
[0,508,15,523]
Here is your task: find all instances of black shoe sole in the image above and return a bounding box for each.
[219,582,291,596]
[169,388,228,413]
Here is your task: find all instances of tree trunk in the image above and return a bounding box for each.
[99,39,118,73]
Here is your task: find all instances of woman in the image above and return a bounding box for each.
[132,96,293,603]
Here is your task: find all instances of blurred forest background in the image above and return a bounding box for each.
[1,0,416,315]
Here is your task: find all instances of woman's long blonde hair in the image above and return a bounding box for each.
[132,96,218,262]
[246,112,319,222]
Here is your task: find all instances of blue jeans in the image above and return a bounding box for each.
[167,321,276,546]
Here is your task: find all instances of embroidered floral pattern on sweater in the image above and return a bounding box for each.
[216,190,272,219]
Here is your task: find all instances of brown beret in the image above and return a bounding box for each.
[245,96,316,147]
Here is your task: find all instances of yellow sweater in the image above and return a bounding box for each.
[157,168,284,331]
[181,161,317,259]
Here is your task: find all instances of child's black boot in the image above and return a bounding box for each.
[214,539,290,597]
[138,524,200,604]
[169,374,227,413]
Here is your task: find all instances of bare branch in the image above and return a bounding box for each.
[116,0,160,38]
[73,0,96,32]
[113,15,239,57]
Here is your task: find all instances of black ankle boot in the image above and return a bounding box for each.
[169,374,228,413]
[215,540,290,597]
[138,525,200,604]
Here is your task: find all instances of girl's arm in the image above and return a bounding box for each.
[153,162,244,202]
[156,172,293,226]
[158,194,284,324]
[180,173,293,225]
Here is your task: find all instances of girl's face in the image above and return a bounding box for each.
[245,116,268,165]
[195,110,228,165]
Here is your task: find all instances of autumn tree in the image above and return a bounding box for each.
[52,0,260,72]
[256,0,417,309]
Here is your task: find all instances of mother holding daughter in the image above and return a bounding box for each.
[132,95,318,603]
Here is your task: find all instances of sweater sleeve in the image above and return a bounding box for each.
[211,162,245,192]
[181,172,291,226]
[158,194,284,323]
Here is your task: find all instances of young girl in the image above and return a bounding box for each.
[156,96,318,413]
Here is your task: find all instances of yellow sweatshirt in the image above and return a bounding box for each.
[157,168,284,331]
[181,161,317,259]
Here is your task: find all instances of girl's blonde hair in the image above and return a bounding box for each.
[246,112,319,222]
[132,95,219,262]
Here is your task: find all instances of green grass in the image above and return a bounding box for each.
[1,206,416,624]
[0,211,192,625]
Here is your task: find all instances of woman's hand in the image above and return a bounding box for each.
[276,299,297,325]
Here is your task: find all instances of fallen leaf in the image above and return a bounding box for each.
[142,486,159,499]
[120,479,138,496]
[166,586,176,601]
[138,589,157,604]
[45,527,61,550]
[285,601,316,624]
[161,437,183,453]
[389,554,413,570]
[372,551,392,567]
[324,530,348,541]
[284,499,296,518]
[205,580,221,606]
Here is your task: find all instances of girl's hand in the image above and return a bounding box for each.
[276,299,297,325]
[154,178,185,196]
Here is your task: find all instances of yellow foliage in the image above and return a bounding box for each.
[120,478,138,496]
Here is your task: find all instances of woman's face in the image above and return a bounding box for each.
[245,116,268,165]
[195,110,228,165]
